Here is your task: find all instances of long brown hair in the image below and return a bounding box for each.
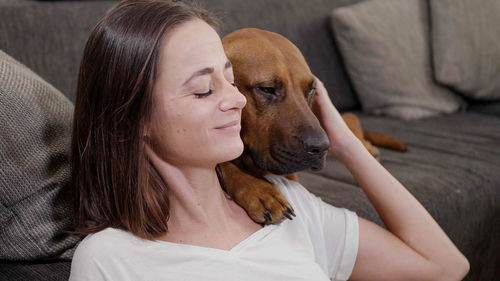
[71,0,219,240]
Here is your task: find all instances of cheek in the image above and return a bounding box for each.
[150,104,212,153]
[172,107,211,136]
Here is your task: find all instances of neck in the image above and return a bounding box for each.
[157,163,239,233]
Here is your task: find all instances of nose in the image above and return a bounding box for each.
[301,132,330,155]
[219,82,247,111]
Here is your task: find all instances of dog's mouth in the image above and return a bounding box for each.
[251,143,327,175]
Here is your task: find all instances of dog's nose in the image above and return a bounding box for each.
[302,133,330,155]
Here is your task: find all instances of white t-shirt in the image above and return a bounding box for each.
[69,175,359,281]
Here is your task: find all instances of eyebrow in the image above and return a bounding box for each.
[182,60,232,86]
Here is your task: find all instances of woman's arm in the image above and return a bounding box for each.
[311,77,469,281]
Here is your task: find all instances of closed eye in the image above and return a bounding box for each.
[194,82,238,98]
[194,89,212,98]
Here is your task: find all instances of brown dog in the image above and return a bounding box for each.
[219,28,405,225]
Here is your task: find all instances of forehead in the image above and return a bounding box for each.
[157,19,226,78]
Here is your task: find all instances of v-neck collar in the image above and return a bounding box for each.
[150,223,279,255]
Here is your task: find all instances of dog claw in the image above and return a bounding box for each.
[283,211,293,220]
[287,207,296,217]
[264,210,273,222]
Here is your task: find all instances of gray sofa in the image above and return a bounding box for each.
[0,0,498,280]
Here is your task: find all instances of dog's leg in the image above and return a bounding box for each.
[363,131,407,152]
[283,174,299,182]
[218,162,296,224]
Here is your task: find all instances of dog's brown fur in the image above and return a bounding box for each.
[219,28,406,224]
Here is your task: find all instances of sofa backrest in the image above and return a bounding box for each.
[0,0,363,110]
[0,0,115,103]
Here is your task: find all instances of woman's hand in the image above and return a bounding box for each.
[309,76,359,156]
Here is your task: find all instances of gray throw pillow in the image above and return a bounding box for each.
[430,0,500,100]
[331,0,465,120]
[0,50,80,261]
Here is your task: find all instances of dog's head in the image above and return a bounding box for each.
[222,28,330,175]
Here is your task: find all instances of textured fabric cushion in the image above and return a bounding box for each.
[330,0,465,120]
[0,50,79,261]
[0,260,71,281]
[299,112,500,281]
[430,0,500,100]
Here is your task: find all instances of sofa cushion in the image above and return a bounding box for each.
[0,260,71,281]
[330,0,465,120]
[299,111,500,281]
[0,50,79,261]
[430,0,500,100]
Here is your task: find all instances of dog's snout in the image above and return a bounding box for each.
[302,133,330,155]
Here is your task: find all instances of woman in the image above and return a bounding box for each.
[69,0,469,280]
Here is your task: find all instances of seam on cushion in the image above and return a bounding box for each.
[6,184,61,256]
[363,103,459,113]
[0,206,14,225]
[10,207,50,256]
[0,207,48,259]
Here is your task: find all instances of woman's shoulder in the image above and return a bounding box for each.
[80,227,131,244]
[70,228,140,280]
[72,228,137,260]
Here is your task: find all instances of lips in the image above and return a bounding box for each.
[215,120,241,131]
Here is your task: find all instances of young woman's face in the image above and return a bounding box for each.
[147,19,247,168]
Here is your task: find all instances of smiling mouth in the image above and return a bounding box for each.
[215,120,241,132]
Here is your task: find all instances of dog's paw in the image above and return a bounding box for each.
[231,177,296,224]
[219,162,296,224]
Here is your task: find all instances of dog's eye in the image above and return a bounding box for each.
[256,86,276,96]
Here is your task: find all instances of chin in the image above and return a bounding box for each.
[218,139,244,162]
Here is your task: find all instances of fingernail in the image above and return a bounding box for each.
[283,211,293,220]
[264,210,273,222]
